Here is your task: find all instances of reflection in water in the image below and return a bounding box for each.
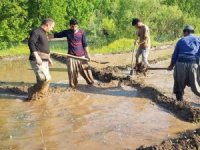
[0,59,199,150]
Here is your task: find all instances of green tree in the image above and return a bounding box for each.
[162,0,200,17]
[65,0,97,27]
[0,0,30,49]
[28,0,67,31]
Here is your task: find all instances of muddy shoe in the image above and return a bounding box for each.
[92,81,103,87]
[135,63,148,75]
[35,92,48,100]
[25,87,35,101]
[24,95,37,102]
[26,92,48,101]
[67,87,77,92]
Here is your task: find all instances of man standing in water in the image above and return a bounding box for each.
[168,25,200,101]
[27,18,55,100]
[132,18,151,67]
[52,19,94,88]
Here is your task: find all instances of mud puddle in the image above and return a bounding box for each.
[0,59,199,149]
[139,60,200,107]
[0,59,68,86]
[0,81,199,150]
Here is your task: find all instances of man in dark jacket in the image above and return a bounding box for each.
[52,19,94,88]
[168,25,200,101]
[27,18,55,100]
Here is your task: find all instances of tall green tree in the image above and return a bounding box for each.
[162,0,200,17]
[65,0,97,27]
[0,0,30,49]
[28,0,67,31]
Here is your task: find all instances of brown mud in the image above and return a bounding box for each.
[1,45,200,149]
[50,51,200,149]
[137,128,200,150]
[0,80,199,150]
[92,66,200,123]
[51,53,200,123]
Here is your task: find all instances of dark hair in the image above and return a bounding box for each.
[69,18,78,25]
[41,18,54,25]
[183,25,194,34]
[132,18,140,26]
[183,29,194,34]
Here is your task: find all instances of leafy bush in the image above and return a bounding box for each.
[0,1,30,49]
[1,0,200,52]
[148,5,184,42]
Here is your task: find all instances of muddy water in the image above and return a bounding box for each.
[0,59,199,150]
[0,59,67,85]
[141,60,200,106]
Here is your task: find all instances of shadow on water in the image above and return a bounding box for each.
[190,102,200,108]
[0,93,27,100]
[0,85,28,101]
[1,80,200,109]
[76,84,140,98]
[0,81,140,101]
[0,81,33,86]
[27,67,67,72]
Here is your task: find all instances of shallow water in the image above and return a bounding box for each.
[0,59,67,86]
[0,59,199,150]
[143,60,200,106]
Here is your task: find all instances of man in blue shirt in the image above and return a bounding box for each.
[168,25,200,101]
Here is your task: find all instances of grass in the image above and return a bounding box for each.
[49,38,175,55]
[0,44,29,57]
[90,38,134,54]
[0,38,176,57]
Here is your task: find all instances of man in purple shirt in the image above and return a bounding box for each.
[168,25,200,101]
[53,19,94,88]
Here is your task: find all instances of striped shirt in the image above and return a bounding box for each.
[54,29,88,56]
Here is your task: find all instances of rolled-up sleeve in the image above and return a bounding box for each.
[28,31,39,53]
[54,30,67,38]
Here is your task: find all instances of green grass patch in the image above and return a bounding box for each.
[50,38,175,55]
[90,38,134,54]
[0,38,176,57]
[0,44,29,57]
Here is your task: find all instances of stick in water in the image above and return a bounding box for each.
[51,51,109,64]
[40,129,47,150]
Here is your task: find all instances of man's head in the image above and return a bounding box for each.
[41,18,55,32]
[69,18,79,32]
[183,25,194,36]
[132,18,142,28]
